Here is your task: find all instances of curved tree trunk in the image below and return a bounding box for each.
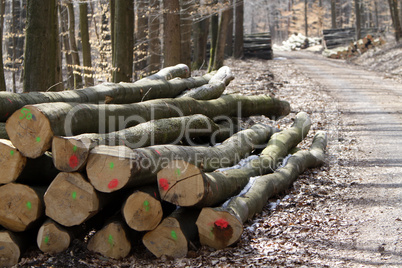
[6,94,289,158]
[158,112,311,208]
[86,124,276,193]
[196,131,327,249]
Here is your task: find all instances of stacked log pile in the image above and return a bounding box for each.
[0,64,327,266]
[322,27,380,49]
[273,33,322,52]
[243,33,273,60]
[323,34,386,59]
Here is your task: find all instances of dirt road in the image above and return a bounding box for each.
[276,51,402,267]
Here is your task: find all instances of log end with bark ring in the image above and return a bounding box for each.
[0,231,21,267]
[196,207,243,250]
[5,105,54,159]
[37,220,71,254]
[0,139,27,184]
[142,217,188,258]
[86,146,133,193]
[52,136,91,172]
[122,191,163,232]
[87,221,131,260]
[157,160,206,207]
[44,172,99,227]
[0,183,43,232]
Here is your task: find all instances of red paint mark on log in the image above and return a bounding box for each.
[214,219,229,229]
[155,149,161,155]
[108,179,119,189]
[69,154,79,169]
[159,178,169,191]
[7,98,12,103]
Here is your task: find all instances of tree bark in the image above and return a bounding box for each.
[177,66,234,100]
[67,1,83,88]
[135,0,149,78]
[79,1,94,86]
[196,131,327,249]
[142,207,200,258]
[233,0,244,59]
[304,0,308,37]
[158,112,311,208]
[52,114,229,172]
[331,0,337,28]
[180,0,193,72]
[208,3,219,72]
[59,3,74,89]
[113,0,134,82]
[0,183,45,232]
[0,0,6,91]
[212,6,231,71]
[225,1,234,57]
[163,0,181,67]
[0,63,192,122]
[87,124,276,193]
[388,0,402,41]
[24,0,62,92]
[192,14,210,70]
[147,0,161,73]
[6,94,289,158]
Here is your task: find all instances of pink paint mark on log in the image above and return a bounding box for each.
[214,218,229,229]
[69,154,79,169]
[108,179,119,189]
[7,98,12,103]
[155,149,161,155]
[159,178,169,191]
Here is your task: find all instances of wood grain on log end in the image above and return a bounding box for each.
[196,207,243,250]
[37,220,71,254]
[44,172,99,227]
[0,139,27,184]
[158,160,206,207]
[142,217,188,258]
[0,183,43,232]
[87,221,131,260]
[86,146,133,193]
[6,105,54,158]
[0,231,21,267]
[122,191,163,232]
[52,136,91,172]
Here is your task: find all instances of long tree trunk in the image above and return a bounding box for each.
[0,0,6,91]
[148,0,161,73]
[113,0,134,82]
[192,14,210,70]
[208,4,219,72]
[355,0,362,39]
[6,94,289,158]
[52,114,228,172]
[180,0,193,72]
[233,0,244,58]
[135,0,148,78]
[0,63,191,122]
[212,6,231,71]
[67,1,82,88]
[196,131,327,249]
[79,1,94,86]
[388,0,402,41]
[87,124,276,193]
[24,0,62,92]
[225,1,234,57]
[304,0,308,36]
[59,3,74,89]
[331,0,337,28]
[109,0,115,68]
[163,0,181,67]
[158,112,311,208]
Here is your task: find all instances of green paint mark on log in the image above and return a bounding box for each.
[143,200,150,212]
[171,230,178,241]
[73,145,77,152]
[26,201,32,210]
[36,137,41,143]
[72,192,77,200]
[44,236,50,244]
[10,150,14,156]
[176,169,181,176]
[109,162,114,169]
[108,234,114,247]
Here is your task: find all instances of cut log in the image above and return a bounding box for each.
[86,124,276,193]
[0,139,27,184]
[87,220,132,260]
[142,208,200,258]
[37,219,72,254]
[44,172,115,227]
[52,114,230,172]
[122,185,176,232]
[6,94,290,158]
[177,66,234,100]
[0,123,8,139]
[0,230,25,267]
[196,131,327,249]
[0,64,203,122]
[158,112,311,207]
[0,183,45,232]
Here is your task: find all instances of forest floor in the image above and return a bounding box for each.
[16,44,402,267]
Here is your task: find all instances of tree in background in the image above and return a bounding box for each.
[24,0,62,92]
[79,1,94,86]
[234,0,244,58]
[148,0,161,73]
[0,0,6,91]
[180,0,193,72]
[388,0,402,41]
[192,0,210,70]
[113,0,134,82]
[59,2,74,89]
[212,1,231,70]
[163,0,181,67]
[67,1,82,88]
[208,0,219,71]
[135,0,149,78]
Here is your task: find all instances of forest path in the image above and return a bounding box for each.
[275,51,402,267]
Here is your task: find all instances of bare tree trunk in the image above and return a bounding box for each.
[110,0,115,67]
[163,0,181,67]
[79,1,94,86]
[304,0,308,36]
[180,0,193,73]
[208,2,219,72]
[113,0,134,82]
[331,0,337,28]
[355,0,362,39]
[233,0,243,58]
[67,1,82,88]
[59,3,74,89]
[213,6,231,71]
[225,1,234,57]
[388,0,402,41]
[0,0,6,91]
[148,0,161,73]
[135,0,148,78]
